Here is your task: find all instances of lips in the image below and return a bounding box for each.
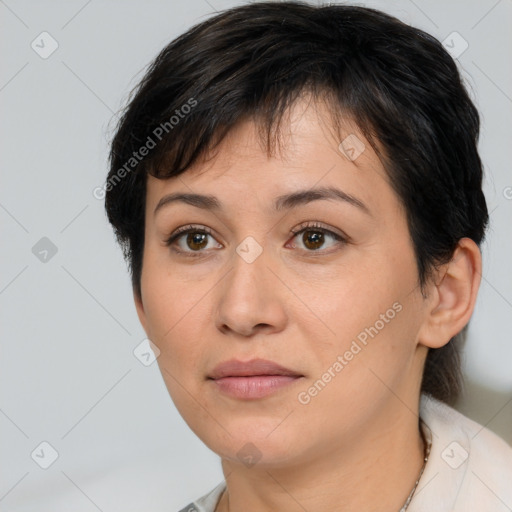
[208,359,303,399]
[209,358,302,379]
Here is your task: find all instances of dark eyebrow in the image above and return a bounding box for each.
[154,186,370,216]
[273,186,370,214]
[154,193,222,216]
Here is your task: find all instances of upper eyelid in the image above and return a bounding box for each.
[165,224,214,242]
[290,221,347,239]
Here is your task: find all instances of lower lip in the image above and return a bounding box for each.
[210,375,302,399]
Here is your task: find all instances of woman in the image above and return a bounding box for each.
[104,2,512,510]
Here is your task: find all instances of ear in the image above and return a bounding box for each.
[418,238,482,349]
[133,287,148,335]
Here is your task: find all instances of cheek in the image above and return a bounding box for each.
[142,277,212,420]
[291,258,412,343]
[140,254,205,364]
[294,299,421,436]
[144,287,206,357]
[291,249,422,387]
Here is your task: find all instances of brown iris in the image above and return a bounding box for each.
[302,230,324,250]
[186,232,208,250]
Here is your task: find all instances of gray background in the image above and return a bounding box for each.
[1,0,511,510]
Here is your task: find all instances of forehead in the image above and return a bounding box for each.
[145,96,394,215]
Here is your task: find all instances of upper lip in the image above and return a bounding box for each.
[208,358,303,379]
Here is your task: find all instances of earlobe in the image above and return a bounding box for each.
[418,238,482,349]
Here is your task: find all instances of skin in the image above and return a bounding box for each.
[134,96,482,512]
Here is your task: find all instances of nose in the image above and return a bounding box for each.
[214,245,288,338]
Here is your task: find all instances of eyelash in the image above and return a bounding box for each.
[164,224,215,257]
[164,222,347,257]
[289,222,347,251]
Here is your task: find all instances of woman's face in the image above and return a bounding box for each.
[136,98,431,467]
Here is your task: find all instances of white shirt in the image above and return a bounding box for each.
[178,394,512,511]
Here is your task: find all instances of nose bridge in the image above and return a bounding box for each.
[215,237,287,335]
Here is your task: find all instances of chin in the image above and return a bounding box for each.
[199,417,300,465]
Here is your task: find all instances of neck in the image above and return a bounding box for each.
[216,398,425,512]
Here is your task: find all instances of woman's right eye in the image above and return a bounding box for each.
[165,226,223,256]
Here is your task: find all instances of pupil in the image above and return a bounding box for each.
[187,232,207,250]
[303,231,324,250]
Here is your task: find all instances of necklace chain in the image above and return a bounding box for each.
[398,419,432,512]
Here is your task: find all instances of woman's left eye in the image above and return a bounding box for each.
[288,224,347,252]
